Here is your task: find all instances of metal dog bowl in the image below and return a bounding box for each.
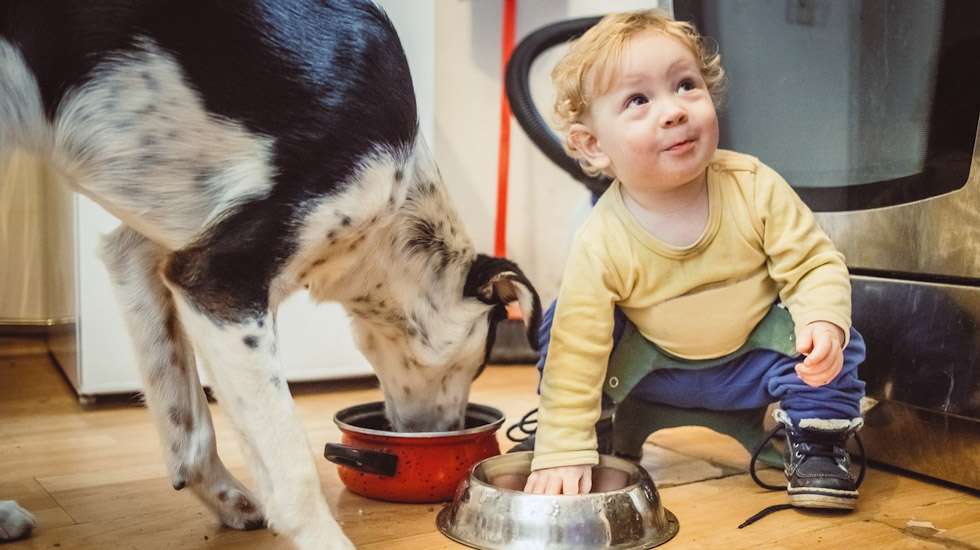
[437,451,679,549]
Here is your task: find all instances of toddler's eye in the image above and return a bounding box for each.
[625,94,648,108]
[678,79,696,92]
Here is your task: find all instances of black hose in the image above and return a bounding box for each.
[504,16,611,197]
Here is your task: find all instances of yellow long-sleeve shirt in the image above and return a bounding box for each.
[531,149,851,471]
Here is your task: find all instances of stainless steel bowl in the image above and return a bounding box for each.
[437,451,679,549]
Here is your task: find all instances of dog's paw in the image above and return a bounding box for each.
[0,500,37,542]
[214,488,266,530]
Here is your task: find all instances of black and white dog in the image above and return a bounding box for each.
[0,1,541,547]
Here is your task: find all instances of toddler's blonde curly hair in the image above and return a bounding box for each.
[552,10,726,177]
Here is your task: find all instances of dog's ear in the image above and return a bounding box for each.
[463,254,543,350]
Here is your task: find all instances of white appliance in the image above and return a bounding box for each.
[48,1,436,398]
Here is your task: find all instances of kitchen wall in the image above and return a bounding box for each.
[434,0,658,303]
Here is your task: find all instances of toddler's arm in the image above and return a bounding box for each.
[756,162,852,345]
[531,234,623,474]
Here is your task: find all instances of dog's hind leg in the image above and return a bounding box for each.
[162,245,352,549]
[100,227,265,530]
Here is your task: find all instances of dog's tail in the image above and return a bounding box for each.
[0,39,48,160]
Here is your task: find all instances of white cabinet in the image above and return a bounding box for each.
[57,196,373,395]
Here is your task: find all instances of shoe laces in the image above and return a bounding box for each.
[739,424,867,529]
[506,407,538,443]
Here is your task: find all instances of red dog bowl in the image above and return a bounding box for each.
[324,401,504,503]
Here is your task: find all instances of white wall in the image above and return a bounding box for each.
[434,0,657,304]
[378,0,436,145]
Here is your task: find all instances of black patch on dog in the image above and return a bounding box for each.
[243,335,259,349]
[162,304,187,373]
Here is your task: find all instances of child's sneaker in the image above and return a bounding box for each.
[774,409,864,509]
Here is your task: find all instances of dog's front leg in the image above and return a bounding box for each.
[101,228,266,530]
[164,291,352,550]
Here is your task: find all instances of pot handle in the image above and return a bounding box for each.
[324,443,399,477]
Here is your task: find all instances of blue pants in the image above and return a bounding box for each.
[536,300,866,425]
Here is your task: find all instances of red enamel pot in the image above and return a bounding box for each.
[323,401,504,503]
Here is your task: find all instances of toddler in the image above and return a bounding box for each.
[524,9,866,511]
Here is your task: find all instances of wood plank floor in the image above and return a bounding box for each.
[1,335,978,549]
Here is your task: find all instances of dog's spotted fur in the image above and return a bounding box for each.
[0,1,541,548]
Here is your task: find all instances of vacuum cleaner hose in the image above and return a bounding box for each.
[504,16,611,197]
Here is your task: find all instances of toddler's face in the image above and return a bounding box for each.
[585,31,718,193]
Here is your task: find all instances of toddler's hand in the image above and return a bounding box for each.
[524,464,593,495]
[795,321,844,387]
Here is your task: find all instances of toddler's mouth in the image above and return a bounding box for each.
[664,138,696,153]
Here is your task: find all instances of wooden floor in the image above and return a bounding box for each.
[2,335,979,549]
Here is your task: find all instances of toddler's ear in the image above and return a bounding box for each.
[569,123,611,172]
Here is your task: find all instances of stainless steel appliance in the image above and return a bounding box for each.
[507,0,980,490]
[673,0,980,492]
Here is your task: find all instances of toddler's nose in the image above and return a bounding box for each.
[661,106,688,127]
[660,99,687,128]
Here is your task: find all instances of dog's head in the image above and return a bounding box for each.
[349,253,541,433]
